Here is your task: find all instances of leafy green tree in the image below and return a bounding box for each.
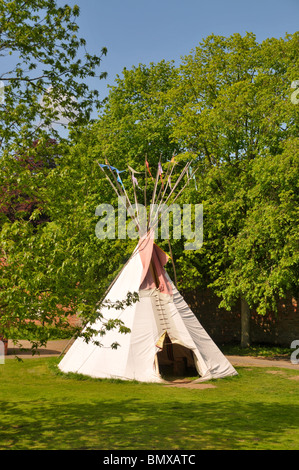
[92,32,298,346]
[88,59,198,267]
[1,25,298,351]
[170,32,298,162]
[0,127,137,348]
[0,0,119,349]
[77,33,298,346]
[0,0,107,155]
[214,138,299,315]
[94,60,180,167]
[168,32,299,345]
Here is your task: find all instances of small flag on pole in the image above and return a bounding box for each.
[189,166,197,190]
[100,163,126,191]
[128,165,141,188]
[132,174,139,188]
[158,161,164,188]
[146,160,154,180]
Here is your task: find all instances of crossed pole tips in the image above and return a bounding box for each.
[97,155,198,236]
[96,155,199,289]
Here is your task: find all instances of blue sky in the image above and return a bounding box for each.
[64,0,299,100]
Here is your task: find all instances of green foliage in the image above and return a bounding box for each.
[220,343,293,358]
[92,32,298,317]
[0,132,137,344]
[0,0,107,154]
[171,32,298,163]
[0,1,131,348]
[167,32,299,314]
[95,60,180,167]
[1,26,298,349]
[212,139,299,314]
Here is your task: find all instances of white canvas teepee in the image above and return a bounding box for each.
[59,237,237,383]
[58,159,238,383]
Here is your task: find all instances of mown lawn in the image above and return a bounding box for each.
[1,357,299,450]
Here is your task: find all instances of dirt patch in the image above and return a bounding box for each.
[266,370,284,375]
[265,370,299,380]
[164,380,217,390]
[228,355,299,370]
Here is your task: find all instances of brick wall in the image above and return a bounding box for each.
[183,289,298,347]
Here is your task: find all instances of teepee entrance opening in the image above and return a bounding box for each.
[156,333,198,379]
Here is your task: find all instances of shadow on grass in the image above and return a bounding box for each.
[1,395,299,450]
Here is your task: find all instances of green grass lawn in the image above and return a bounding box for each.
[1,357,299,450]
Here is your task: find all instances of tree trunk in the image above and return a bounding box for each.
[241,297,251,348]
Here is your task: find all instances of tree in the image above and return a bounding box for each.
[0,125,137,349]
[170,32,298,162]
[0,0,117,349]
[213,138,299,316]
[1,26,298,351]
[94,60,180,166]
[168,32,299,344]
[0,0,107,156]
[89,32,299,346]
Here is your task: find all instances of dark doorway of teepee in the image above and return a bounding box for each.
[156,333,198,381]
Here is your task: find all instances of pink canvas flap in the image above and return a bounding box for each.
[138,235,172,295]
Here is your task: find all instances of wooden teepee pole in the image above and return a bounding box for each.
[149,161,191,231]
[152,165,199,235]
[167,238,177,288]
[97,160,140,231]
[154,154,175,209]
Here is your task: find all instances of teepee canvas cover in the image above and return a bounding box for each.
[59,235,237,382]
